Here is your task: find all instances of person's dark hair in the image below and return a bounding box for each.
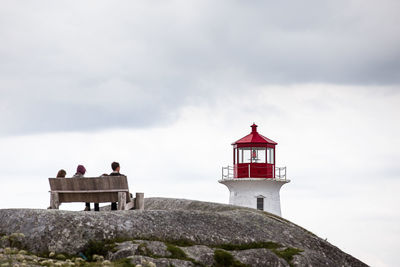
[111,162,120,171]
[56,169,66,178]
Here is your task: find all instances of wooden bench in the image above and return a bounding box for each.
[48,176,141,210]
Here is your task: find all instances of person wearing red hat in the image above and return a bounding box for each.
[73,165,99,211]
[73,165,86,178]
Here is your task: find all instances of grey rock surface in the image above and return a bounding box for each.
[232,248,289,267]
[108,241,139,261]
[138,240,171,257]
[0,197,367,266]
[181,245,215,266]
[128,255,194,267]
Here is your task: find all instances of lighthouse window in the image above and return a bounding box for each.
[238,148,252,163]
[252,148,266,163]
[267,148,274,164]
[243,148,251,163]
[257,198,264,210]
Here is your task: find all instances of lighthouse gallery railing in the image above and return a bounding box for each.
[221,165,287,180]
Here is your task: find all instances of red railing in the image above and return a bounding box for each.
[221,165,287,180]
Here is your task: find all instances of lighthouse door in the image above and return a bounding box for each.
[257,197,264,210]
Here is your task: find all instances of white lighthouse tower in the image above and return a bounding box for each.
[219,124,290,217]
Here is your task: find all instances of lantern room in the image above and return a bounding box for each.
[232,123,277,178]
[219,123,289,216]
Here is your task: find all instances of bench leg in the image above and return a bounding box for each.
[118,192,126,210]
[50,192,59,209]
[135,192,144,210]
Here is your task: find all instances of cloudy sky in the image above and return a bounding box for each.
[1,1,399,266]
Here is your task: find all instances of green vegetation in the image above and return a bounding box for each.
[71,238,303,266]
[213,249,247,267]
[165,239,196,247]
[137,242,151,256]
[138,242,203,266]
[213,241,302,266]
[273,247,303,266]
[215,241,281,251]
[135,236,196,247]
[0,233,302,267]
[1,233,26,249]
[81,236,194,262]
[113,258,136,267]
[166,244,187,259]
[55,254,67,260]
[83,240,116,261]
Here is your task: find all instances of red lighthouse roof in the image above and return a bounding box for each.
[232,123,277,145]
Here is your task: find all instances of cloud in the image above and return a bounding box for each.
[0,0,399,135]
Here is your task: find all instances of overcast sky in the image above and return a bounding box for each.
[0,1,399,266]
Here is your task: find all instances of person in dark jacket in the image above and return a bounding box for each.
[109,162,125,210]
[109,162,124,176]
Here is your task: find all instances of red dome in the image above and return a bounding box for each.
[232,124,277,145]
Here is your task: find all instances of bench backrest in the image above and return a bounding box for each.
[49,176,130,203]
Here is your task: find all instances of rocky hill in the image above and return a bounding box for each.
[0,198,367,266]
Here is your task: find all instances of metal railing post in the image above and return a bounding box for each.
[248,164,250,178]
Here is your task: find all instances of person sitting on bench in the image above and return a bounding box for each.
[48,169,67,208]
[56,169,66,178]
[109,161,125,210]
[73,165,99,212]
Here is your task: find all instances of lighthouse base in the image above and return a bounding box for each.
[218,178,290,217]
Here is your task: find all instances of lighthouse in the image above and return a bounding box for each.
[218,124,290,217]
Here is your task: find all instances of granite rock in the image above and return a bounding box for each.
[181,245,215,266]
[0,197,367,267]
[232,248,289,267]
